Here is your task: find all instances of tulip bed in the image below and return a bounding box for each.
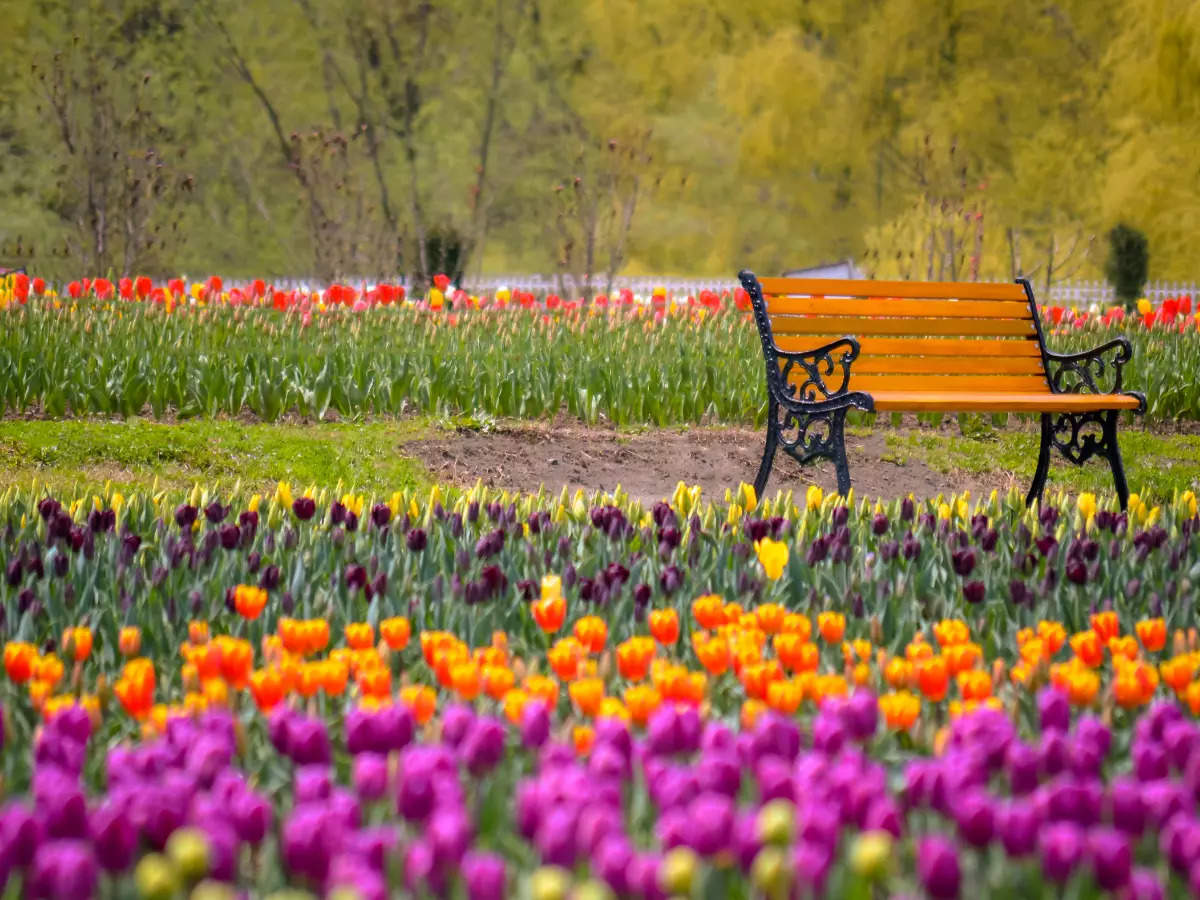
[4,274,1200,424]
[3,481,1200,898]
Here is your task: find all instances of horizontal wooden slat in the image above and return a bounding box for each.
[849,356,1046,376]
[772,336,1043,357]
[846,374,1050,392]
[758,277,1028,301]
[768,316,1036,337]
[764,296,1033,319]
[868,391,1142,413]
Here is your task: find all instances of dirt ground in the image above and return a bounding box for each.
[405,423,1022,505]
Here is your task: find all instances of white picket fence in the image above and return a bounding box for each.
[1045,279,1198,306]
[254,273,1200,304]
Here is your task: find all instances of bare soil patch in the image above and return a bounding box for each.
[404,423,1019,505]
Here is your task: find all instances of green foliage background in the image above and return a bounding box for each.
[2,0,1199,283]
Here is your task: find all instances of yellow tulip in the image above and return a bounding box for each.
[755,537,789,581]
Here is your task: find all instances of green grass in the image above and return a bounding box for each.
[0,418,432,496]
[886,426,1200,502]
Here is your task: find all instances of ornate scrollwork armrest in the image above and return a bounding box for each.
[1044,337,1134,397]
[773,337,862,403]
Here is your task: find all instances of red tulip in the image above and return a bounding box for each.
[93,278,113,299]
[135,276,152,299]
[67,281,81,298]
[32,277,45,295]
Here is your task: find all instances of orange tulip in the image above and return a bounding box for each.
[879,691,920,730]
[503,688,531,724]
[943,642,981,676]
[917,656,949,702]
[449,661,481,700]
[774,634,819,673]
[218,637,253,688]
[1109,635,1140,662]
[524,674,559,708]
[1160,656,1195,695]
[62,627,93,663]
[905,636,934,662]
[249,668,285,710]
[623,684,662,726]
[933,619,970,648]
[780,613,812,641]
[692,594,727,630]
[531,595,566,633]
[34,654,64,688]
[381,617,412,651]
[482,665,515,700]
[346,622,375,650]
[1090,611,1120,643]
[569,677,605,717]
[957,670,992,702]
[1136,618,1167,653]
[574,616,608,654]
[4,641,37,683]
[1070,630,1104,667]
[817,612,845,644]
[648,609,680,645]
[616,636,656,681]
[884,657,913,690]
[573,725,595,757]
[1037,621,1067,655]
[119,626,142,658]
[695,635,731,676]
[755,603,786,635]
[189,620,210,645]
[399,684,437,725]
[234,585,268,620]
[358,663,391,699]
[548,638,584,681]
[766,678,803,714]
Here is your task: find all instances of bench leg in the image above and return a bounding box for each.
[754,400,779,500]
[830,407,852,497]
[1035,410,1132,512]
[1025,413,1052,508]
[1102,411,1131,512]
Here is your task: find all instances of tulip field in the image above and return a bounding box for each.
[2,478,1200,899]
[4,271,1200,899]
[3,273,1200,424]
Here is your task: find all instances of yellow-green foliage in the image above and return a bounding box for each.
[1,0,1199,281]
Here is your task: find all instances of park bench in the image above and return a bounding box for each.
[738,271,1146,509]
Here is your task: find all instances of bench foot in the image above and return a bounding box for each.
[1026,409,1131,512]
[755,400,854,499]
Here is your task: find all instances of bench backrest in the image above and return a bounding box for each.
[749,277,1051,396]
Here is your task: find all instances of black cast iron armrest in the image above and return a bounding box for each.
[1043,337,1144,410]
[770,336,869,406]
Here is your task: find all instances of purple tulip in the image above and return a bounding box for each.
[1038,687,1070,734]
[1127,867,1165,900]
[441,704,476,749]
[90,801,136,872]
[406,528,427,551]
[1089,827,1132,891]
[283,804,338,883]
[353,753,389,801]
[462,717,506,775]
[1006,740,1039,795]
[520,701,550,749]
[953,791,995,848]
[287,715,331,765]
[917,835,961,899]
[429,808,473,867]
[229,789,272,845]
[294,765,333,804]
[686,792,735,856]
[1108,777,1145,836]
[595,834,636,893]
[462,851,507,900]
[1040,822,1085,882]
[28,839,97,900]
[999,800,1039,857]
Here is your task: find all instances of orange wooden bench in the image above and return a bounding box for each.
[738,272,1145,509]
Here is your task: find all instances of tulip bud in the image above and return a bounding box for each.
[849,830,893,880]
[529,866,570,900]
[757,799,796,846]
[751,846,793,898]
[659,847,699,896]
[166,827,210,882]
[135,853,180,900]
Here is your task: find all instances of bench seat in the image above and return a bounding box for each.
[739,271,1146,508]
[868,391,1143,413]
